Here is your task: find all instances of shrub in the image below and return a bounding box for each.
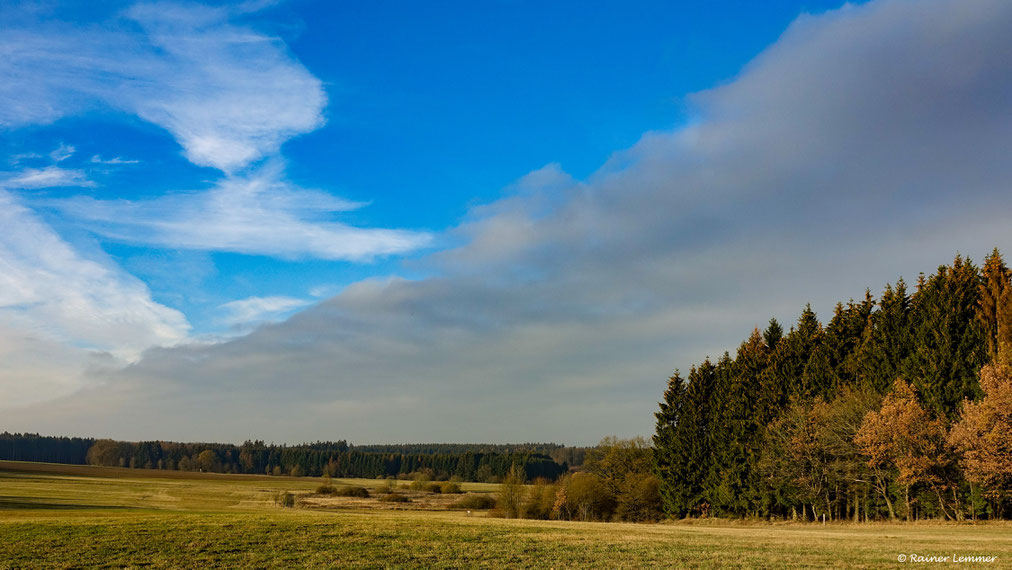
[496,465,526,518]
[410,473,432,490]
[440,481,462,494]
[275,491,296,508]
[522,478,557,520]
[423,482,443,493]
[335,486,370,498]
[379,493,411,503]
[556,472,616,521]
[615,473,662,522]
[453,494,497,510]
[316,485,337,495]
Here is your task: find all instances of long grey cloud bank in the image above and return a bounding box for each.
[9,0,1012,444]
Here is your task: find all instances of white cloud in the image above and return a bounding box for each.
[49,143,75,162]
[5,166,94,189]
[90,155,139,165]
[0,2,325,172]
[219,295,313,327]
[0,188,190,360]
[55,162,432,261]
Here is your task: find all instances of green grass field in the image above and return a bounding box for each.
[1,461,1010,569]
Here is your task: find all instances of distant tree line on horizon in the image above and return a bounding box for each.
[654,250,1012,521]
[351,443,588,467]
[0,434,571,483]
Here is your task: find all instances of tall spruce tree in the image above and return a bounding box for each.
[782,305,824,399]
[856,280,912,393]
[714,331,770,515]
[977,249,1012,367]
[656,360,717,516]
[903,256,986,417]
[653,370,686,515]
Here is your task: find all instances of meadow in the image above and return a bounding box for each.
[1,461,1010,569]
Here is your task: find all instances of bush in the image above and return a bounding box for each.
[615,473,662,522]
[440,481,462,494]
[316,485,337,495]
[453,494,497,510]
[423,482,443,494]
[275,491,296,508]
[522,479,557,520]
[379,493,411,503]
[335,486,370,498]
[496,465,526,518]
[555,472,616,521]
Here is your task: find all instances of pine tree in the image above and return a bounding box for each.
[653,370,685,515]
[778,305,823,399]
[903,256,986,417]
[977,249,1012,367]
[655,361,716,517]
[856,280,912,393]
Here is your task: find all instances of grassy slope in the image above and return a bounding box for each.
[1,461,1010,569]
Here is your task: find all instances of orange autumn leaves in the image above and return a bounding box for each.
[948,365,1012,496]
[857,366,1012,504]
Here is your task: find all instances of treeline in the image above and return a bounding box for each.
[0,435,566,482]
[352,443,587,467]
[654,250,1012,521]
[0,433,93,465]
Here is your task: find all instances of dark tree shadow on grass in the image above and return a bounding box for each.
[0,495,135,511]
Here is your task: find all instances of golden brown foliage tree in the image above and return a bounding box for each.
[86,439,123,467]
[583,436,660,521]
[758,387,878,521]
[977,250,1012,367]
[855,380,951,520]
[949,365,1012,510]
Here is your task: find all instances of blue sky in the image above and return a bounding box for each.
[4,0,1012,444]
[2,0,846,338]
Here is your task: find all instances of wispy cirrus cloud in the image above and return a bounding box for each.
[0,188,189,364]
[219,295,313,327]
[4,166,94,189]
[54,162,432,261]
[90,155,139,165]
[49,143,75,162]
[0,2,325,172]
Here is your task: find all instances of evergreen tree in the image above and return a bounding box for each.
[656,361,716,517]
[710,331,770,515]
[653,370,685,514]
[903,256,986,417]
[856,280,912,393]
[977,249,1012,367]
[775,305,823,400]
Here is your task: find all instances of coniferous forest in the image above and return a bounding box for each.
[653,250,1012,521]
